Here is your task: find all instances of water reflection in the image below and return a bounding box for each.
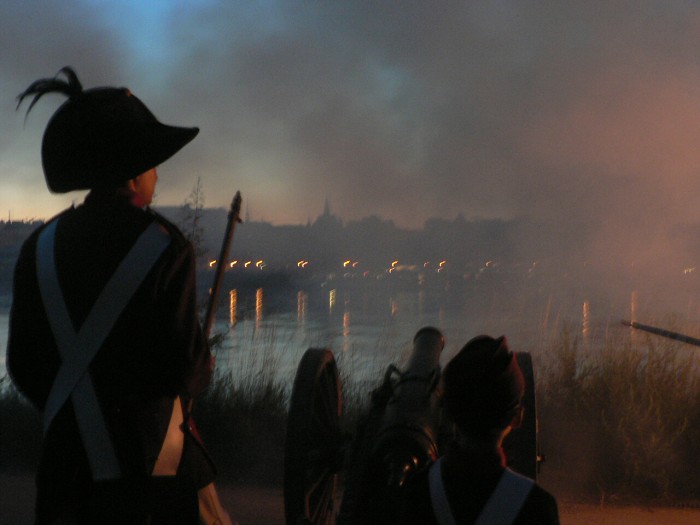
[329,289,336,315]
[215,282,650,357]
[2,282,693,383]
[582,300,590,344]
[629,290,639,344]
[297,290,307,325]
[255,288,263,329]
[542,295,552,335]
[229,289,237,326]
[343,310,350,353]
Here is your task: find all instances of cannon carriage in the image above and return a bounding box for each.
[283,327,541,525]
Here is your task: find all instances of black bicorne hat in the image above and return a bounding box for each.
[18,67,199,193]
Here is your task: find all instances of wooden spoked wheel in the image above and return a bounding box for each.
[284,348,343,525]
[503,351,539,480]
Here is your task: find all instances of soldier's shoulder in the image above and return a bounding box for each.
[519,481,560,524]
[148,209,189,246]
[531,481,557,503]
[19,209,72,248]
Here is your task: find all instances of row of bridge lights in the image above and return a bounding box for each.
[208,259,451,271]
[208,259,266,269]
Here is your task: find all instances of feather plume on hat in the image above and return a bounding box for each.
[17,66,198,193]
[17,66,83,116]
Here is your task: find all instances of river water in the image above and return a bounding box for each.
[1,277,696,391]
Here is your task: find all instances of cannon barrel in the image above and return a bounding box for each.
[286,327,541,525]
[371,326,445,487]
[338,327,445,525]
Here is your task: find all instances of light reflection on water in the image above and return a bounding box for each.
[207,282,617,389]
[228,289,237,326]
[2,282,695,389]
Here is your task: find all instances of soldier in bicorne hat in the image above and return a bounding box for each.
[400,335,560,525]
[7,67,232,524]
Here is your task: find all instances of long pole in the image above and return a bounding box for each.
[621,319,700,348]
[203,191,242,339]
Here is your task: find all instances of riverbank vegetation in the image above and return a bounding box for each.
[536,328,700,504]
[1,329,698,504]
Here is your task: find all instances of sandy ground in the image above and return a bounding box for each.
[2,473,700,525]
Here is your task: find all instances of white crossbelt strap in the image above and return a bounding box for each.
[429,457,534,525]
[429,458,457,525]
[37,219,170,480]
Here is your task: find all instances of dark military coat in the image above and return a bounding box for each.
[7,192,214,524]
[400,443,560,525]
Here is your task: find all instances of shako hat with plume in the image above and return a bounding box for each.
[17,66,199,193]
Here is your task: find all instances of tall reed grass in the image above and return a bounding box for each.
[194,331,288,484]
[536,326,700,503]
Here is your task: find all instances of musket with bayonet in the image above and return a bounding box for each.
[203,191,242,339]
[621,319,700,348]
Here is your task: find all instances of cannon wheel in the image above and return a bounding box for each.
[284,348,343,525]
[503,352,539,479]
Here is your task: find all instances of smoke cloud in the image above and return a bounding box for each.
[3,1,700,315]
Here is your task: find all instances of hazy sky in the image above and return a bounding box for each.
[3,0,700,252]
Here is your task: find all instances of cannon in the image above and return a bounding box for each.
[283,327,541,525]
